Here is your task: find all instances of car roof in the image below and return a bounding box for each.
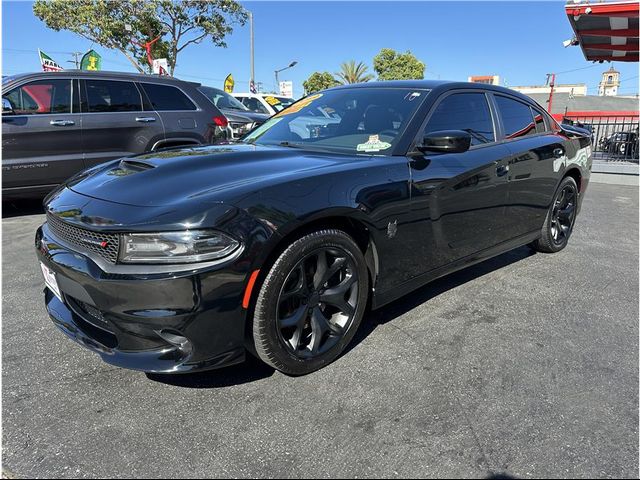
[4,70,201,87]
[330,80,538,106]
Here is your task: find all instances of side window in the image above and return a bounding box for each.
[424,92,495,146]
[85,80,141,112]
[495,96,536,139]
[3,79,72,115]
[531,107,547,133]
[140,83,196,111]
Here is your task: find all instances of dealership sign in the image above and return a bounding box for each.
[279,81,293,98]
[153,58,169,75]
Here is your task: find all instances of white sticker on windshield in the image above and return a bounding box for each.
[405,91,421,101]
[357,134,392,153]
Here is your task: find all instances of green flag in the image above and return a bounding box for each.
[80,50,101,71]
[38,49,62,72]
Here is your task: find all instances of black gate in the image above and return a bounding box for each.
[562,116,639,163]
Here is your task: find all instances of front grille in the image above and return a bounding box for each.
[46,213,120,263]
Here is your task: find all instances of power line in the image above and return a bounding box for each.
[554,64,600,76]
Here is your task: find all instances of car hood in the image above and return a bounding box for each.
[68,144,362,207]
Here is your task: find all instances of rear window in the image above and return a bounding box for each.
[198,86,248,112]
[531,107,547,133]
[141,83,197,111]
[495,95,536,139]
[85,80,142,112]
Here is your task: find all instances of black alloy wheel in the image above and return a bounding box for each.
[531,176,578,253]
[550,183,577,247]
[276,248,358,358]
[252,230,369,375]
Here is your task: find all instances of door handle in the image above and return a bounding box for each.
[553,147,565,158]
[135,117,157,123]
[49,119,75,126]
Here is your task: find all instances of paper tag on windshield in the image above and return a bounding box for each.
[357,134,392,152]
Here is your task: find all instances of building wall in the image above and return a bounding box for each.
[511,84,587,96]
[468,75,500,86]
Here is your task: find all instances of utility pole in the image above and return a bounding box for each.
[249,11,255,92]
[67,51,83,69]
[546,73,556,114]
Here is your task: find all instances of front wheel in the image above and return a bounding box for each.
[252,229,369,375]
[530,176,578,253]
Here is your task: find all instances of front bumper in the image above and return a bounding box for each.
[35,223,250,374]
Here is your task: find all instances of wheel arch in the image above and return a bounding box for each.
[242,213,379,349]
[563,167,583,192]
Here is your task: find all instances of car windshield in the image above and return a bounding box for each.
[243,87,429,155]
[262,95,295,112]
[199,86,249,111]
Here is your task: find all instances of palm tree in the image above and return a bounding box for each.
[335,60,374,84]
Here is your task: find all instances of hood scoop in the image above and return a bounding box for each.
[118,159,157,172]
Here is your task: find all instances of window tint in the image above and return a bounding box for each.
[242,97,270,114]
[85,80,141,112]
[3,79,72,114]
[425,92,495,146]
[495,96,536,139]
[141,83,196,111]
[531,107,547,133]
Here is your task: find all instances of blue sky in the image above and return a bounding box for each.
[2,1,639,98]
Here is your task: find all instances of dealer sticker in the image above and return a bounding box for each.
[40,262,62,302]
[357,134,392,152]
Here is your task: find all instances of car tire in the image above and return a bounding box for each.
[530,176,578,253]
[252,229,369,375]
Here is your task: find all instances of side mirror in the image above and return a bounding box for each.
[2,98,14,114]
[418,130,472,154]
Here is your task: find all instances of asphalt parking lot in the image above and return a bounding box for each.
[2,182,638,479]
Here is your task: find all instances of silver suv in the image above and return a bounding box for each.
[2,71,248,199]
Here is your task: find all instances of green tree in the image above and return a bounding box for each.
[303,71,338,94]
[33,0,247,75]
[335,60,374,84]
[372,48,425,81]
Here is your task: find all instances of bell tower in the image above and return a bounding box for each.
[598,66,620,96]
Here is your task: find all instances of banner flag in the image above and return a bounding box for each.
[224,74,234,93]
[80,50,102,71]
[38,49,62,72]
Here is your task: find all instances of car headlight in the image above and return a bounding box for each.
[120,230,240,264]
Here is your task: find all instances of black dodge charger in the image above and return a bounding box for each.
[36,81,592,375]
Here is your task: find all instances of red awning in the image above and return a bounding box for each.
[566,0,639,62]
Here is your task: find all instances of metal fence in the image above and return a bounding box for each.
[561,116,639,163]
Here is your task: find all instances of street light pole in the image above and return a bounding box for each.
[274,61,298,94]
[249,11,255,90]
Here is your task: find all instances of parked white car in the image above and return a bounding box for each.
[233,93,296,116]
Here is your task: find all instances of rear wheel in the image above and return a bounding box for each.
[252,230,369,375]
[530,176,578,253]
